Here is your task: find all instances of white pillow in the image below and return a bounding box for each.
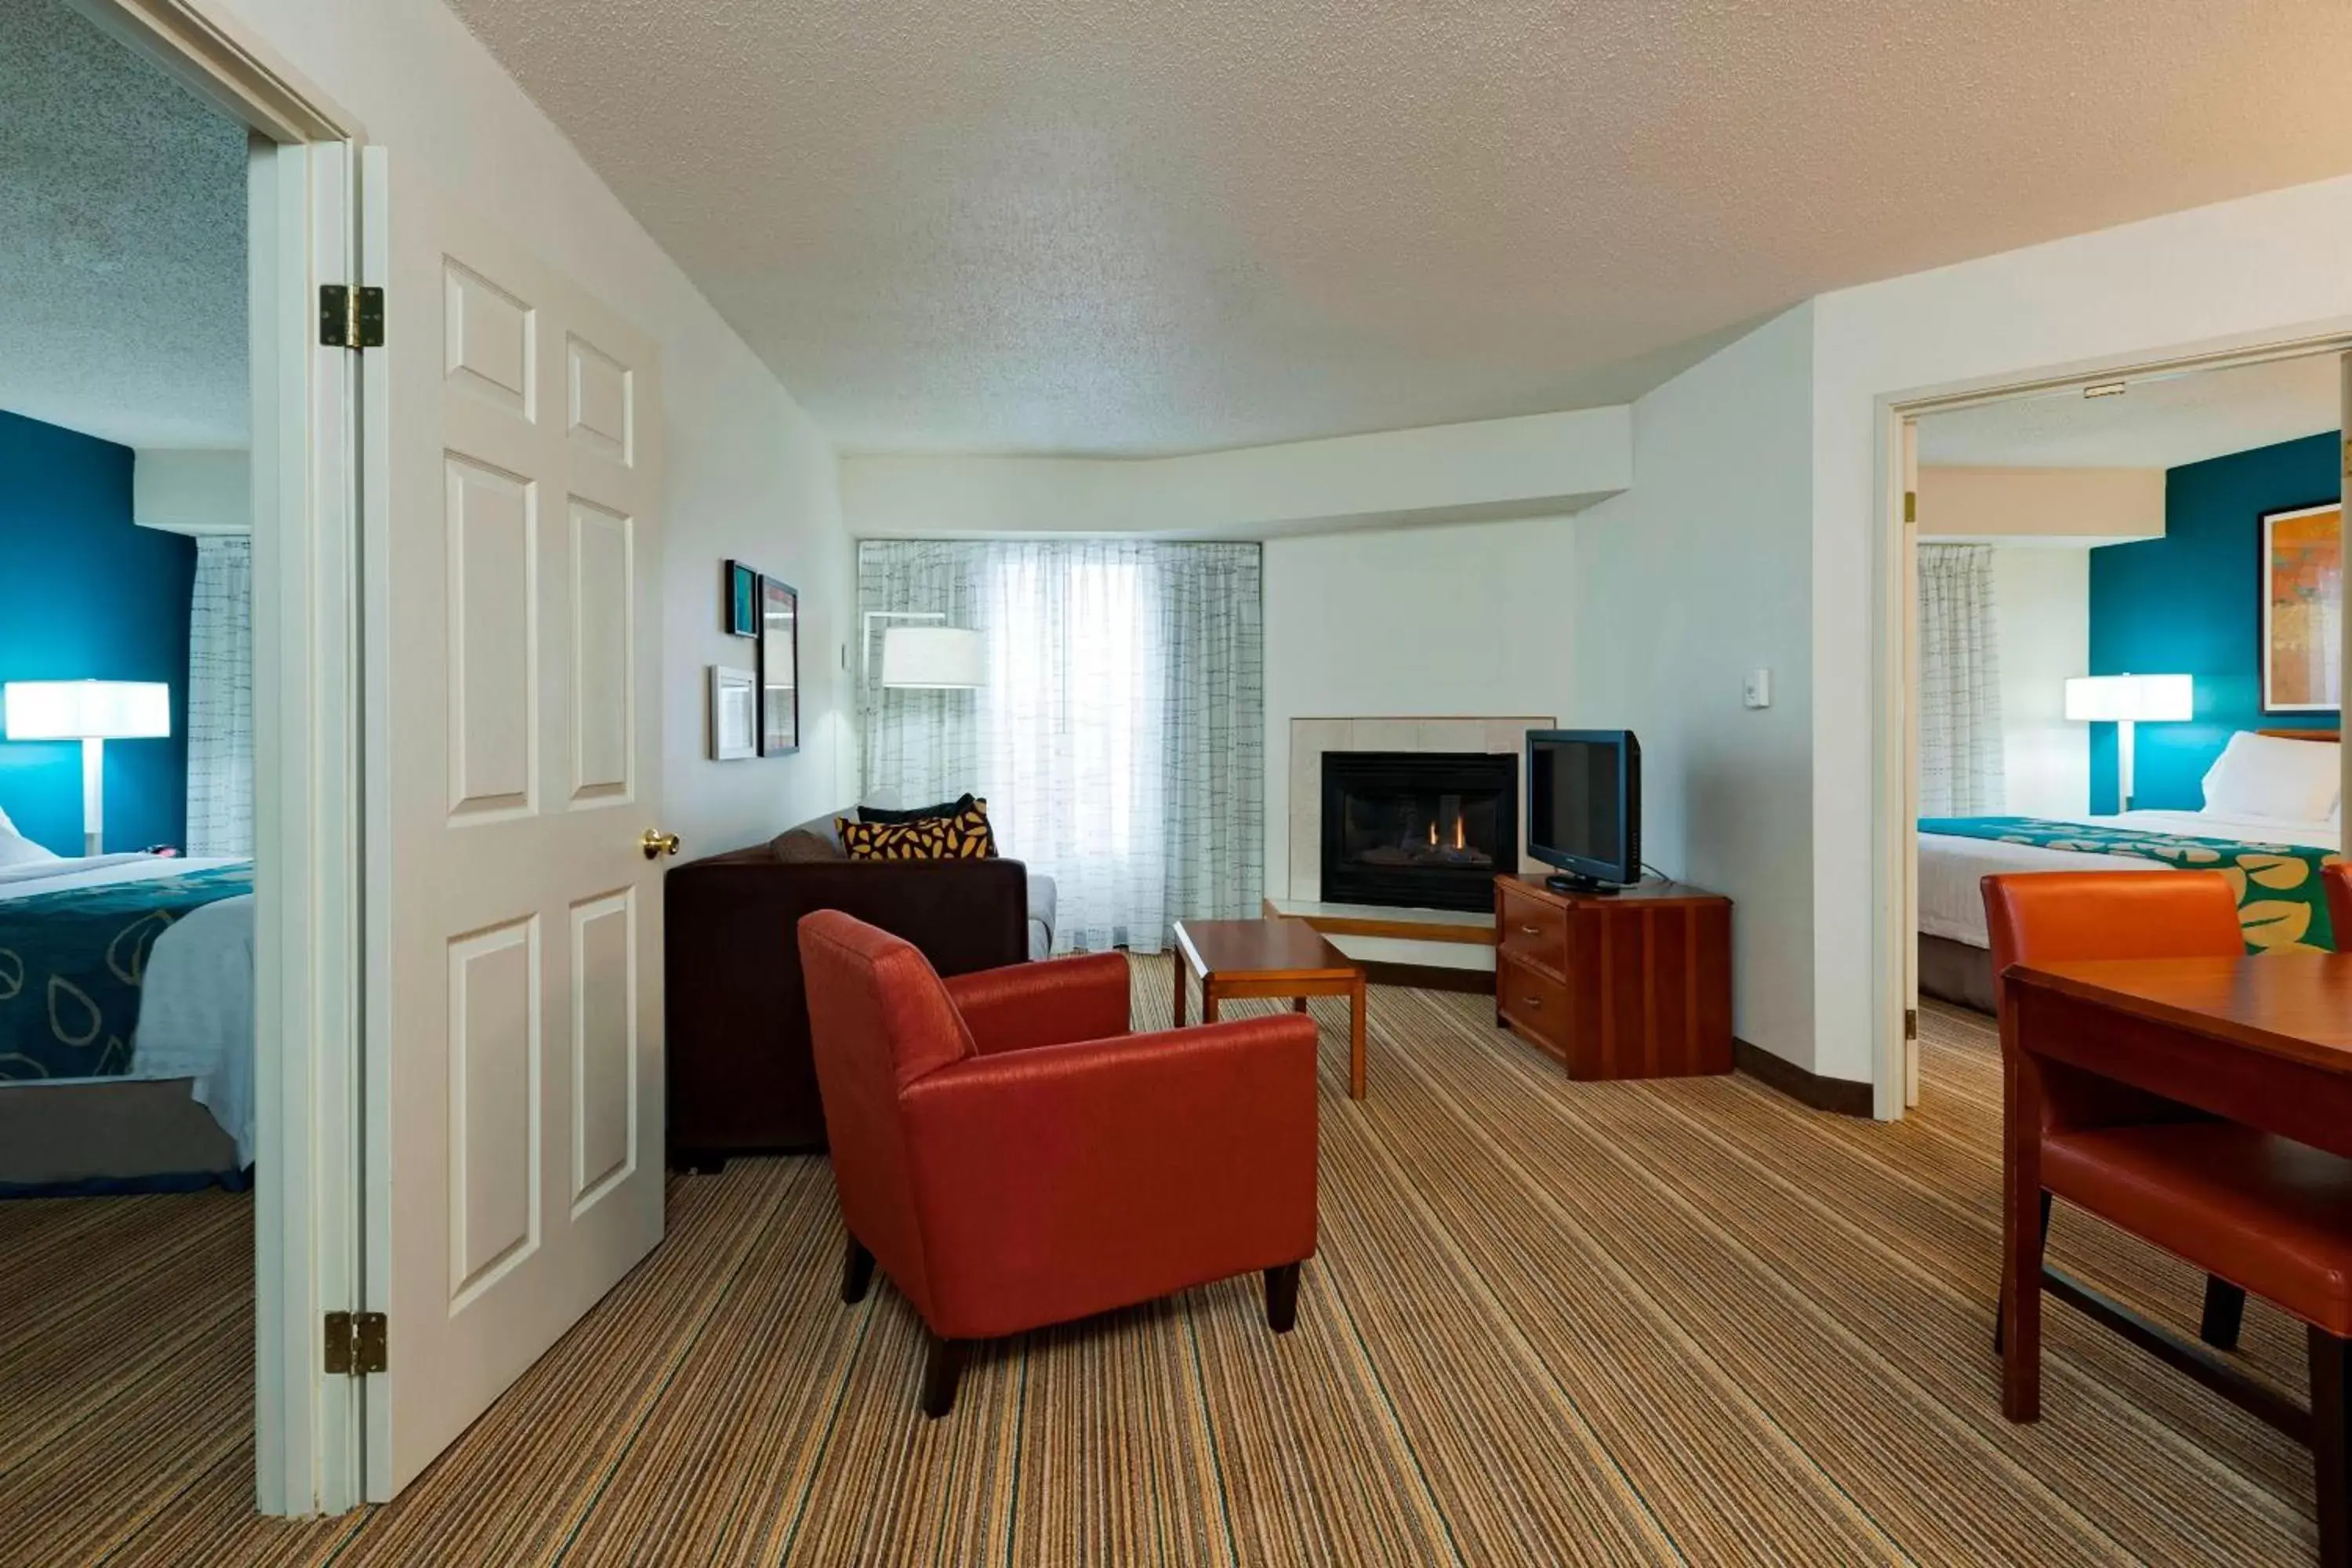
[0,826,58,868]
[2200,731,2341,823]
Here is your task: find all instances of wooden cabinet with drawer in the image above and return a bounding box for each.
[1492,873,1733,1080]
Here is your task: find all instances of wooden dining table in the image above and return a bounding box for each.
[2001,952,2352,1534]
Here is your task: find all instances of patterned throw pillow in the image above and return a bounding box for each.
[838,799,996,861]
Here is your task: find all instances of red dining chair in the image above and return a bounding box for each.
[1985,869,2352,1566]
[797,910,1320,1417]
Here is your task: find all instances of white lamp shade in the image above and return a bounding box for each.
[880,627,986,689]
[2063,673,2192,724]
[2,680,172,741]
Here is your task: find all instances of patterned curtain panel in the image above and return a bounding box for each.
[1917,543,2005,817]
[858,539,1265,953]
[187,536,254,857]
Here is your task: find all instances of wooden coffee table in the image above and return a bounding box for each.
[1171,918,1368,1098]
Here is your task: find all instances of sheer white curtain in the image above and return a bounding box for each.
[1917,543,2005,816]
[186,536,254,855]
[859,540,1263,953]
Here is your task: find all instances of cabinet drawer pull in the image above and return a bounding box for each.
[1523,996,1541,1009]
[1519,924,1541,936]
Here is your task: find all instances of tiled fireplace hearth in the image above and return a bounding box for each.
[1285,716,1552,908]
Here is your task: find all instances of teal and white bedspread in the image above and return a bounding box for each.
[0,856,257,1162]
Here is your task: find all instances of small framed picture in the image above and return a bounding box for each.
[759,576,800,756]
[709,666,757,760]
[724,560,760,638]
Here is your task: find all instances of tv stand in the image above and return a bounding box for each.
[1544,872,1620,896]
[1493,872,1733,1080]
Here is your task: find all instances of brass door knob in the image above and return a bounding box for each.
[641,828,681,860]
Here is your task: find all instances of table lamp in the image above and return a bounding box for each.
[3,680,172,855]
[2064,673,2191,811]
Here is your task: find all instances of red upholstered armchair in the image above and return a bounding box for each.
[797,910,1321,1417]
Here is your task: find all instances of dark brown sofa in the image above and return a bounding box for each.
[664,846,1036,1167]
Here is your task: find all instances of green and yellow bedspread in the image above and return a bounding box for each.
[1918,816,2343,954]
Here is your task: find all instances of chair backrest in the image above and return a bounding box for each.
[2326,863,2352,951]
[1981,869,2242,1015]
[797,909,978,1316]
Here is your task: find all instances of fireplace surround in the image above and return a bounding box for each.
[1319,751,1518,912]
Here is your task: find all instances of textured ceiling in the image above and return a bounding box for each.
[0,0,246,450]
[1920,355,2340,471]
[448,0,2352,456]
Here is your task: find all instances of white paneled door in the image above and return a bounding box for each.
[364,151,666,1498]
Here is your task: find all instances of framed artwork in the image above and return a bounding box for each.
[724,560,760,638]
[758,575,800,755]
[2261,500,2343,713]
[708,665,757,760]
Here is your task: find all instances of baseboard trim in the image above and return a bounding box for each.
[1733,1037,1872,1118]
[1363,960,1495,995]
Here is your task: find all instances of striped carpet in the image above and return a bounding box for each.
[0,977,2322,1565]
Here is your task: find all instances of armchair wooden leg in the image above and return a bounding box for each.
[840,1236,874,1305]
[921,1333,966,1420]
[1993,1189,2053,1356]
[2198,1277,2248,1351]
[1265,1262,1301,1334]
[2314,1327,2350,1568]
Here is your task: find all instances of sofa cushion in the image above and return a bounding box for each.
[1026,872,1058,960]
[841,800,996,861]
[771,827,844,862]
[858,793,978,825]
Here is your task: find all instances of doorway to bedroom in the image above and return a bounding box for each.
[0,0,264,1548]
[1898,348,2347,1100]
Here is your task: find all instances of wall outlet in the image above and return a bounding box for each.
[1743,670,1772,710]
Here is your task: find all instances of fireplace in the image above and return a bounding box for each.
[1320,751,1518,912]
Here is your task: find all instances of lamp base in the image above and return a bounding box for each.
[82,736,104,857]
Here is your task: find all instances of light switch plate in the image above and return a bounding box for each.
[1744,669,1772,710]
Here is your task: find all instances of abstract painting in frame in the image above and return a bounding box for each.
[724,560,760,638]
[2261,500,2342,713]
[759,575,800,755]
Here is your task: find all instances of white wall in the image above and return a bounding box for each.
[843,407,1630,539]
[1573,305,1820,1071]
[1915,464,2163,546]
[133,447,251,535]
[219,0,855,855]
[1261,514,1578,893]
[1987,546,2090,817]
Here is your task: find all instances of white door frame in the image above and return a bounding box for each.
[1871,332,2352,1120]
[66,0,370,1516]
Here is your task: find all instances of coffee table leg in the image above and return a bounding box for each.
[1171,950,1186,1028]
[1293,996,1308,1014]
[1348,975,1367,1099]
[1203,983,1221,1024]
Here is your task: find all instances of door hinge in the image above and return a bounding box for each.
[325,1310,388,1374]
[1904,1007,1918,1042]
[1903,490,1917,526]
[319,284,385,349]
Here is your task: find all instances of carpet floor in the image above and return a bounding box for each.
[0,978,2323,1566]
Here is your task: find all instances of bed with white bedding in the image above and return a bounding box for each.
[1918,730,2342,1011]
[0,848,256,1189]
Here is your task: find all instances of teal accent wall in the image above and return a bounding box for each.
[0,410,194,854]
[2087,430,2338,813]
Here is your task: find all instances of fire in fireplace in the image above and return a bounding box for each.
[1320,751,1519,913]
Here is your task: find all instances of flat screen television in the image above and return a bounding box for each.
[1526,730,1641,893]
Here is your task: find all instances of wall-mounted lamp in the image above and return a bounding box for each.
[2064,673,2191,811]
[2,680,173,855]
